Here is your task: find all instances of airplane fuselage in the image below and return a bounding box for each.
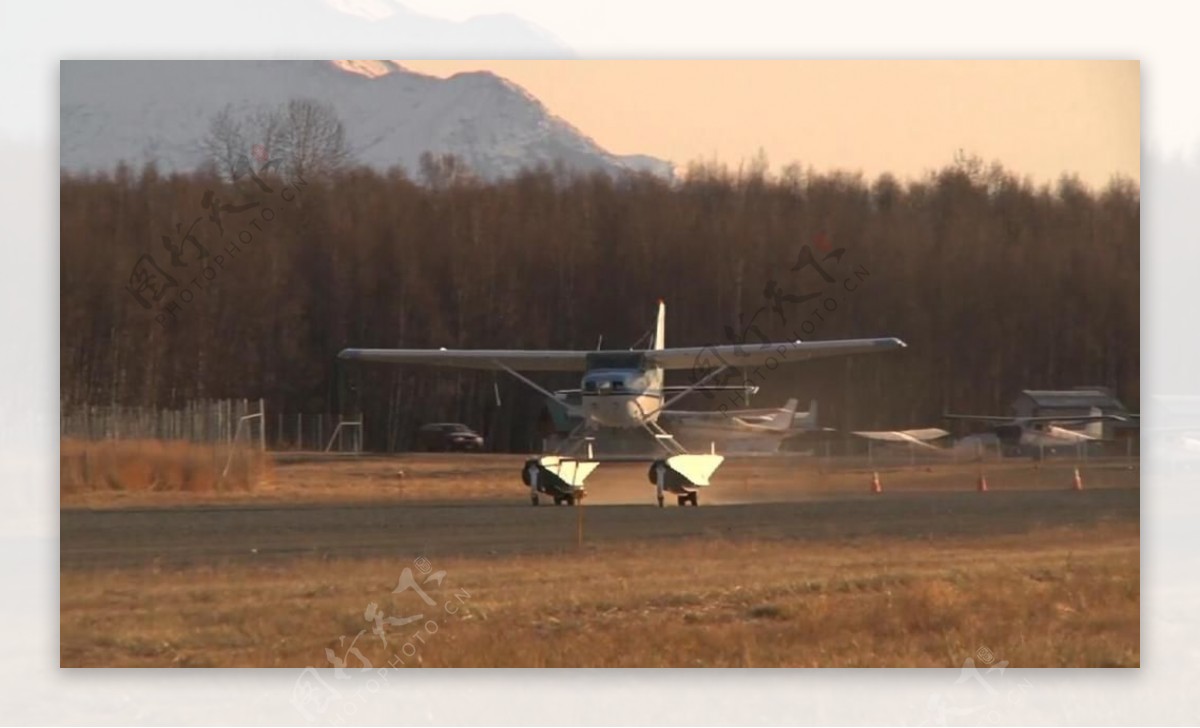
[579,366,664,428]
[995,422,1097,447]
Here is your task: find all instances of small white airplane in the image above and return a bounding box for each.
[850,427,954,464]
[340,301,906,506]
[852,428,951,450]
[659,398,801,455]
[944,408,1125,451]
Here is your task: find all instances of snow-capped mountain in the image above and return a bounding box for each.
[60,60,673,180]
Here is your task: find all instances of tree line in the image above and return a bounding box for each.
[60,153,1140,450]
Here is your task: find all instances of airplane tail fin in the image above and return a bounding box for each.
[654,300,666,350]
[765,398,799,431]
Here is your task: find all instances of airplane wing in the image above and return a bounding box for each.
[944,413,1128,424]
[554,384,759,396]
[852,428,951,449]
[943,414,1020,423]
[338,348,590,371]
[340,337,906,372]
[647,337,906,370]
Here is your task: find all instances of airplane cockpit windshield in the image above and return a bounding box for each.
[583,375,630,396]
[584,352,646,371]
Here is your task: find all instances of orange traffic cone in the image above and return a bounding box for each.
[977,472,989,493]
[871,471,882,494]
[1072,467,1084,491]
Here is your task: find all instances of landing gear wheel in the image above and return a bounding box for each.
[657,495,664,508]
[553,495,565,506]
[677,494,688,507]
[564,494,576,506]
[531,494,539,506]
[689,491,699,506]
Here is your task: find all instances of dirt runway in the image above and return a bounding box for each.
[62,487,1138,569]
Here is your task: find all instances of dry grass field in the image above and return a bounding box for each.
[60,524,1138,668]
[60,450,1139,668]
[60,438,271,498]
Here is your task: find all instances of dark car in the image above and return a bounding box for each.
[416,423,485,452]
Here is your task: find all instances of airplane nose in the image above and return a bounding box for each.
[626,399,645,421]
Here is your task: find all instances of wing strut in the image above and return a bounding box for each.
[491,359,563,402]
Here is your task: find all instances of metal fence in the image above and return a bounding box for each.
[266,411,362,452]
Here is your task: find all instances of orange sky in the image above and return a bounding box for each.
[400,60,1139,187]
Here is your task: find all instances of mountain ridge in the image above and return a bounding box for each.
[60,60,673,181]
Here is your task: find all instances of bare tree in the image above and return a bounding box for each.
[250,105,285,172]
[200,98,351,181]
[418,152,476,189]
[199,105,247,180]
[277,98,351,180]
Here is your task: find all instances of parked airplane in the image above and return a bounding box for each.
[852,428,951,450]
[548,387,818,456]
[659,398,801,454]
[943,408,1125,453]
[340,301,906,506]
[544,394,804,456]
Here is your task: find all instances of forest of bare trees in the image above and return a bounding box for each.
[60,154,1139,450]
